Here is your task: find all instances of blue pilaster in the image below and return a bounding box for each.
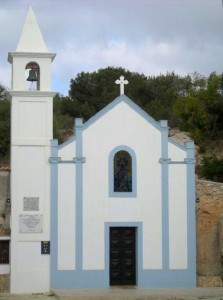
[159,120,169,270]
[185,141,196,285]
[50,139,58,288]
[75,118,83,270]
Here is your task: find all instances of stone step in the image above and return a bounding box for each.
[0,294,56,300]
[53,287,223,300]
[1,287,223,300]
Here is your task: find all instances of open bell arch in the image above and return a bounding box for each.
[25,61,40,91]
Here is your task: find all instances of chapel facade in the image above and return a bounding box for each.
[8,7,196,293]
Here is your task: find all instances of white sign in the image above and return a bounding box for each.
[19,214,43,233]
[23,197,39,211]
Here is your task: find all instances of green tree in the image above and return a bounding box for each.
[174,72,223,147]
[145,72,192,125]
[205,72,223,139]
[53,94,74,143]
[69,68,194,126]
[0,84,7,100]
[0,84,10,160]
[69,67,150,120]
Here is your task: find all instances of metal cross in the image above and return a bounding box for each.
[115,75,129,95]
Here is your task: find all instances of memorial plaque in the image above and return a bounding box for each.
[41,241,50,254]
[23,197,39,211]
[19,214,43,233]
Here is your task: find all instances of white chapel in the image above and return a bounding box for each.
[8,7,196,293]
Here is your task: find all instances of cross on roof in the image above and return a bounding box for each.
[115,75,129,95]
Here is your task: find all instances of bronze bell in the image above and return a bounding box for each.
[27,69,38,82]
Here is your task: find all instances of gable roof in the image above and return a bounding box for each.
[58,95,163,150]
[83,94,162,130]
[58,94,189,151]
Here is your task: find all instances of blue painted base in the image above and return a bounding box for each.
[51,270,108,289]
[138,269,196,288]
[51,269,196,289]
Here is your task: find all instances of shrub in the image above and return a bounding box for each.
[199,156,223,182]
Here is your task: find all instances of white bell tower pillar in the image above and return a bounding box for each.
[8,7,56,293]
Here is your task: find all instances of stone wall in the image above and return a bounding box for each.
[196,179,223,279]
[0,170,10,235]
[0,274,9,292]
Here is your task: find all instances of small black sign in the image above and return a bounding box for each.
[41,241,50,254]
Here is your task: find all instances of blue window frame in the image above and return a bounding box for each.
[109,146,137,197]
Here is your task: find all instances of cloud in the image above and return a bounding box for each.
[1,0,223,95]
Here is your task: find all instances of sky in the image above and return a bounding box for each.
[1,0,223,95]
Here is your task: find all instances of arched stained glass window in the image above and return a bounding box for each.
[114,151,132,192]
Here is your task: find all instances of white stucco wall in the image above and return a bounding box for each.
[10,144,51,292]
[59,140,76,160]
[57,101,190,273]
[169,164,187,269]
[10,96,53,293]
[82,102,162,270]
[10,240,50,292]
[57,141,76,270]
[57,163,76,270]
[11,96,53,145]
[169,140,186,161]
[168,141,188,269]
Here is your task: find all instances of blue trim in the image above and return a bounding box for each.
[49,157,61,163]
[159,158,196,164]
[50,139,59,289]
[49,157,86,164]
[83,95,162,131]
[185,141,196,284]
[160,121,169,270]
[109,145,137,197]
[75,118,83,270]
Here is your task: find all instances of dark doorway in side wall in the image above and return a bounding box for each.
[109,227,136,285]
[0,240,9,264]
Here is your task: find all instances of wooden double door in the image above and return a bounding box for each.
[109,227,136,285]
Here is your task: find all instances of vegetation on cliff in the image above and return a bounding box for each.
[1,67,223,181]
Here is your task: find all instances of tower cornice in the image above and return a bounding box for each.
[8,52,56,64]
[7,90,57,100]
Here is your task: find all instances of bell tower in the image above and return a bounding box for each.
[8,7,56,293]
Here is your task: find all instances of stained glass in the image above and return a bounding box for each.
[114,151,132,192]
